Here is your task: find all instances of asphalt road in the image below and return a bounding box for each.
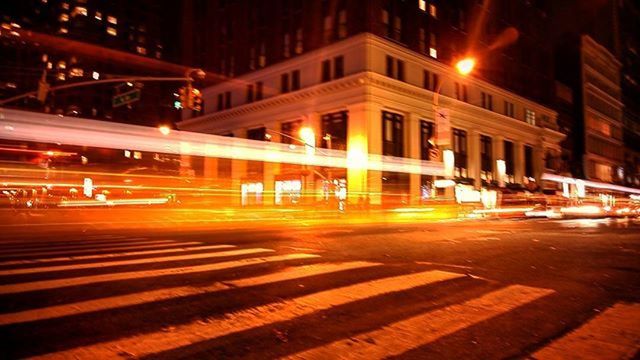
[0,217,639,359]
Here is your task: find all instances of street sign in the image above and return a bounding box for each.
[112,89,141,108]
[435,107,451,146]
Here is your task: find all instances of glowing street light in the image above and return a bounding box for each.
[158,125,171,136]
[455,57,476,76]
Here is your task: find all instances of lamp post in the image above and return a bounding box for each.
[431,57,476,198]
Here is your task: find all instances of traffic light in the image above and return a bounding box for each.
[178,85,191,109]
[191,87,202,112]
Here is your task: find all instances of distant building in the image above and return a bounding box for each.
[178,0,565,206]
[0,0,185,126]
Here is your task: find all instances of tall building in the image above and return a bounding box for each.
[0,0,185,126]
[550,0,640,186]
[178,0,566,206]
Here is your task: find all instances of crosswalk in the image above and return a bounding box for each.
[0,236,637,359]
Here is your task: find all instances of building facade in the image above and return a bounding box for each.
[178,33,564,206]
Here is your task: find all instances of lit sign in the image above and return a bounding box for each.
[83,177,93,198]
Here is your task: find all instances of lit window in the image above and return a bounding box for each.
[41,54,48,62]
[46,62,52,70]
[62,2,69,10]
[107,16,117,25]
[419,0,426,11]
[525,109,536,125]
[133,151,142,160]
[429,47,437,58]
[72,6,87,17]
[69,68,83,77]
[59,14,69,22]
[57,61,66,69]
[107,27,117,36]
[95,11,102,20]
[337,9,347,39]
[59,27,68,34]
[136,46,147,55]
[92,71,99,80]
[429,4,437,18]
[57,73,66,81]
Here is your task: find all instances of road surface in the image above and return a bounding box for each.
[0,217,639,359]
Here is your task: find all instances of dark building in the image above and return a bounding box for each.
[0,0,185,126]
[550,0,640,186]
[180,0,554,106]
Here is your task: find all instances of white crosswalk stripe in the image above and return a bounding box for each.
[0,244,235,266]
[0,261,379,326]
[0,247,266,275]
[0,252,319,295]
[287,285,554,359]
[0,240,193,259]
[533,302,640,360]
[0,238,167,254]
[34,270,465,359]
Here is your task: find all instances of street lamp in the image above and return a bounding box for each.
[299,127,316,157]
[455,58,476,76]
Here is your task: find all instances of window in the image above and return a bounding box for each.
[246,84,254,103]
[429,33,437,58]
[323,15,333,43]
[107,15,117,25]
[258,42,266,67]
[420,120,435,160]
[256,81,263,100]
[382,111,404,157]
[386,56,405,81]
[429,3,437,18]
[453,128,468,178]
[283,33,291,58]
[455,83,468,102]
[334,56,344,79]
[224,91,231,109]
[291,70,300,91]
[504,101,515,117]
[247,127,267,141]
[418,28,426,53]
[481,92,493,111]
[480,135,493,181]
[594,163,612,182]
[217,93,224,111]
[419,0,427,12]
[59,13,69,22]
[281,120,302,145]
[524,145,534,178]
[423,70,439,91]
[321,111,348,150]
[525,109,536,125]
[106,27,117,36]
[386,56,394,77]
[337,9,347,39]
[322,60,331,82]
[95,11,102,20]
[504,140,515,183]
[396,60,405,81]
[295,28,303,54]
[72,6,87,17]
[281,73,290,93]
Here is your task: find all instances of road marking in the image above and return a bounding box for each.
[0,253,319,295]
[0,241,198,259]
[36,270,464,359]
[0,262,378,326]
[533,303,640,360]
[288,285,554,359]
[0,238,160,253]
[0,247,269,275]
[0,245,236,266]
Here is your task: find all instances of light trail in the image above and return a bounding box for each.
[0,108,444,177]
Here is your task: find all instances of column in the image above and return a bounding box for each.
[533,145,544,183]
[346,102,382,206]
[304,112,321,202]
[263,121,281,206]
[493,135,504,181]
[468,130,481,189]
[408,113,421,204]
[231,128,248,206]
[514,140,525,184]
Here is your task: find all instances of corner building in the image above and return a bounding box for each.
[178,0,565,206]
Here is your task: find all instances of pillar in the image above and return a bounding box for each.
[515,140,525,184]
[263,121,281,206]
[346,102,382,206]
[304,112,321,202]
[468,130,481,189]
[231,128,248,206]
[408,113,421,204]
[493,135,504,181]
